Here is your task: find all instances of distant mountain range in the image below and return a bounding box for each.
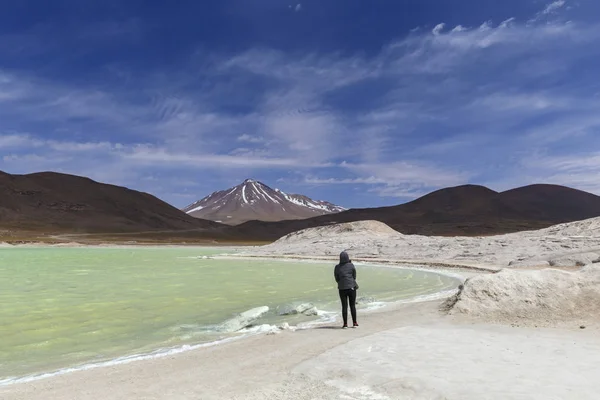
[183,179,346,225]
[3,170,600,242]
[228,184,600,240]
[0,171,221,233]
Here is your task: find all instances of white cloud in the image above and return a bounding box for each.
[0,70,254,150]
[294,3,302,12]
[524,152,600,173]
[303,175,430,199]
[432,23,445,36]
[471,92,571,112]
[0,133,42,149]
[368,185,429,199]
[530,1,568,23]
[216,15,597,172]
[0,133,122,153]
[123,149,301,168]
[510,151,600,195]
[47,141,120,152]
[262,111,341,162]
[237,134,265,143]
[543,0,566,15]
[451,25,468,33]
[479,21,493,31]
[499,18,516,28]
[301,159,471,199]
[340,161,471,188]
[303,176,388,185]
[121,145,335,169]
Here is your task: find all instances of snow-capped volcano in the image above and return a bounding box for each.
[183,179,346,225]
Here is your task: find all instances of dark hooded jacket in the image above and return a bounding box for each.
[334,251,357,290]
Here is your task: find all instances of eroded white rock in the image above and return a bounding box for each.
[278,303,318,316]
[217,306,270,332]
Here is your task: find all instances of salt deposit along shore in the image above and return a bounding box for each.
[238,219,600,269]
[3,218,600,399]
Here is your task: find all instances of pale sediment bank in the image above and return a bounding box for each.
[240,219,600,269]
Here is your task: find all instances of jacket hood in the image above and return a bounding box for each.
[339,251,350,264]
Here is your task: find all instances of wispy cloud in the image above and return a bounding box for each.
[302,159,471,196]
[542,0,566,15]
[482,150,600,195]
[2,1,600,207]
[122,145,332,168]
[432,23,445,36]
[530,0,569,23]
[339,161,470,188]
[237,134,265,143]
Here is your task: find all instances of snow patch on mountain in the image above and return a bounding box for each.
[183,179,346,225]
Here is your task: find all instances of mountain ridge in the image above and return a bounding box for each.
[3,171,600,242]
[226,183,600,240]
[183,179,346,225]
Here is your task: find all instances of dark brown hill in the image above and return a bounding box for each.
[226,184,600,240]
[495,184,600,222]
[0,171,223,233]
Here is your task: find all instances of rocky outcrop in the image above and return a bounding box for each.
[217,306,270,332]
[278,303,318,316]
[446,266,600,326]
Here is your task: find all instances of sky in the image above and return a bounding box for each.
[1,0,600,209]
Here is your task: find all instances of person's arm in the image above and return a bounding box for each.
[352,265,356,280]
[334,266,340,282]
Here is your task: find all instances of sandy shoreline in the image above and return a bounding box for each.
[2,295,599,400]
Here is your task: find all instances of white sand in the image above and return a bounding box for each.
[2,301,598,400]
[294,323,600,400]
[3,218,600,399]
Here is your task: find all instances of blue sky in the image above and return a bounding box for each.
[1,0,600,209]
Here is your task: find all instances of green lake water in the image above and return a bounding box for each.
[0,247,460,382]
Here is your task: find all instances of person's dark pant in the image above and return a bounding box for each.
[339,289,357,325]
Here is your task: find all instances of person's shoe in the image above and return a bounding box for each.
[342,324,348,329]
[353,322,359,328]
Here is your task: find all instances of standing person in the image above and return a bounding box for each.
[334,251,359,328]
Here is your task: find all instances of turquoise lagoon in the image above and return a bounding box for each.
[0,247,460,382]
